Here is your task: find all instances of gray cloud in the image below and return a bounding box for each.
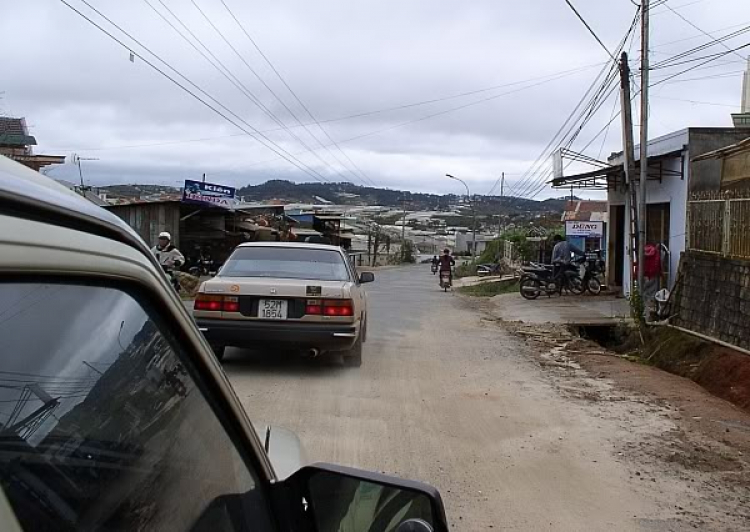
[2,0,748,197]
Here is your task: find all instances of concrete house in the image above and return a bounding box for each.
[554,127,750,295]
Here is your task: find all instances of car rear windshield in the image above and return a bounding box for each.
[219,247,351,282]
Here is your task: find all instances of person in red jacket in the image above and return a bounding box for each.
[438,248,455,284]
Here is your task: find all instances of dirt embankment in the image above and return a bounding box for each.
[645,327,750,412]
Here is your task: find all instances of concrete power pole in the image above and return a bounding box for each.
[638,0,650,292]
[401,197,407,261]
[619,52,637,289]
[500,172,505,197]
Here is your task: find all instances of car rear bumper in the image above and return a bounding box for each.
[196,318,359,352]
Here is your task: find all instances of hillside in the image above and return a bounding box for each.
[237,180,571,214]
[98,180,571,221]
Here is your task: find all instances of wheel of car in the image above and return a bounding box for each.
[519,277,541,300]
[211,344,226,361]
[343,334,363,367]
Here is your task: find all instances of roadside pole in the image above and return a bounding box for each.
[619,52,637,290]
[638,0,650,292]
[401,197,407,261]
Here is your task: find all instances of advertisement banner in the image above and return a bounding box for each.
[182,179,236,209]
[565,221,604,238]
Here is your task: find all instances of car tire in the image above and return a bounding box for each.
[210,344,226,362]
[343,334,363,367]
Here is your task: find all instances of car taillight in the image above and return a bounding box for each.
[306,299,354,316]
[195,294,240,312]
[306,300,323,315]
[223,296,239,312]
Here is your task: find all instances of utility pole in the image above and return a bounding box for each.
[202,172,206,183]
[446,174,476,256]
[620,52,638,290]
[638,0,650,292]
[401,196,407,261]
[500,172,505,198]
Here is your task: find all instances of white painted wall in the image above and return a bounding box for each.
[608,154,688,295]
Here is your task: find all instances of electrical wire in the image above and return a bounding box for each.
[186,0,363,185]
[53,61,605,153]
[513,7,641,198]
[563,0,617,62]
[60,0,333,183]
[144,0,345,183]
[662,2,746,60]
[217,0,378,187]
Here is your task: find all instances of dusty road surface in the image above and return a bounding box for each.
[223,266,747,531]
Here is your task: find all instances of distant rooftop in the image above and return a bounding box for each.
[0,117,36,147]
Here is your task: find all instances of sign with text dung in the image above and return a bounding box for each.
[182,179,236,209]
[565,221,604,238]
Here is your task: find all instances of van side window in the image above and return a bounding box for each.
[0,282,272,531]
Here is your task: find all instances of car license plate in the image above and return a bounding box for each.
[259,299,287,319]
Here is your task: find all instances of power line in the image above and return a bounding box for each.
[60,0,333,183]
[663,3,746,60]
[514,7,641,197]
[217,0,377,187]
[185,0,363,185]
[145,0,345,183]
[563,0,616,62]
[51,61,603,153]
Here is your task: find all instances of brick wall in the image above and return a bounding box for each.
[672,250,750,351]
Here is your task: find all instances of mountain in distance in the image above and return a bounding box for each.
[98,180,572,217]
[237,180,571,214]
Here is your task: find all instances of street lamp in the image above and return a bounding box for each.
[446,174,476,256]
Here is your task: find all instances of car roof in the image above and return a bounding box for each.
[236,241,346,253]
[0,155,160,268]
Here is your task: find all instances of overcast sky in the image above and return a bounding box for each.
[2,0,749,198]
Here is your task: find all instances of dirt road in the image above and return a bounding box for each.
[223,266,747,531]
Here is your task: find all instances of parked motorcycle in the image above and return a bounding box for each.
[582,252,605,295]
[439,270,452,292]
[477,262,503,276]
[519,258,585,300]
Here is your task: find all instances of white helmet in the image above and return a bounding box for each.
[158,231,171,240]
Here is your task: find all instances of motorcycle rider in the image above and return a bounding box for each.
[551,234,584,292]
[151,231,184,290]
[438,248,455,285]
[430,255,439,274]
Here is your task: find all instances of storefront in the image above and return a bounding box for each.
[565,221,607,258]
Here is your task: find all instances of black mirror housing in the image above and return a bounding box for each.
[359,272,375,284]
[272,463,448,532]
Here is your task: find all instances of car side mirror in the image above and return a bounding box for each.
[273,463,448,532]
[359,272,375,284]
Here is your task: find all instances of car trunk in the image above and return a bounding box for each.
[201,277,349,320]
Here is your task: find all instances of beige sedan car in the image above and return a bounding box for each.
[193,242,373,366]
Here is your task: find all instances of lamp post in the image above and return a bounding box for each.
[446,174,476,256]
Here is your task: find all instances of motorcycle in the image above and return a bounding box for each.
[161,264,182,293]
[439,270,452,292]
[431,263,438,275]
[582,253,605,295]
[518,258,585,300]
[477,262,503,277]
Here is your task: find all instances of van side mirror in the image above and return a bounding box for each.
[273,463,448,532]
[359,272,375,284]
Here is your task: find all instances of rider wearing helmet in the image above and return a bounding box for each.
[151,232,185,290]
